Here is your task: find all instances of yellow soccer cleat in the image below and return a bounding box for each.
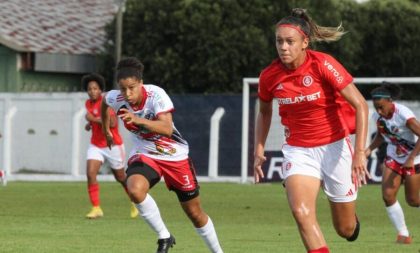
[86,206,104,219]
[130,202,139,218]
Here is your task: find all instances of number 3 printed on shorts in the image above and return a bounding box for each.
[182,175,190,186]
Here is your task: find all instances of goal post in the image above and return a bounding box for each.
[241,77,420,184]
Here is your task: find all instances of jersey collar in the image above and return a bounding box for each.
[129,86,147,111]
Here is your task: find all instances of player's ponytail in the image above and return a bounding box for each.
[116,57,145,81]
[277,8,346,43]
[371,81,402,100]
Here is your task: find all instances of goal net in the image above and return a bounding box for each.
[241,77,420,183]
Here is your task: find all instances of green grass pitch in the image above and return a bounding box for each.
[0,182,418,253]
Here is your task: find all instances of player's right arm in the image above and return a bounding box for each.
[254,99,272,183]
[101,97,113,149]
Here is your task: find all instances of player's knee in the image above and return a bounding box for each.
[127,182,148,203]
[405,196,420,207]
[185,208,206,227]
[382,194,396,206]
[336,223,354,238]
[290,206,312,228]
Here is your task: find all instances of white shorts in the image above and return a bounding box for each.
[86,144,125,170]
[281,136,356,203]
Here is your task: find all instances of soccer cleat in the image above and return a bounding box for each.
[156,235,176,253]
[396,234,412,244]
[130,202,139,218]
[86,206,104,219]
[346,215,360,242]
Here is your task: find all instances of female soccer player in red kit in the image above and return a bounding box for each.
[254,8,370,253]
[82,73,138,219]
[365,82,420,244]
[101,58,223,253]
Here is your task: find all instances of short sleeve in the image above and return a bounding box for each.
[258,71,273,102]
[153,87,174,116]
[104,90,120,111]
[398,104,416,124]
[318,54,353,91]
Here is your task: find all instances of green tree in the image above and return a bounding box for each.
[100,0,420,94]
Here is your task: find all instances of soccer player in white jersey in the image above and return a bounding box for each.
[101,57,223,253]
[365,82,420,244]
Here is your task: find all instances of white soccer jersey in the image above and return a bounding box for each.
[105,85,189,161]
[372,103,420,164]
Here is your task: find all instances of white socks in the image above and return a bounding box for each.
[136,194,171,239]
[386,201,409,237]
[195,217,223,253]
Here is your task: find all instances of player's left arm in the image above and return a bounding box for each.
[108,109,118,128]
[119,108,173,137]
[403,118,420,168]
[85,111,101,124]
[101,98,114,149]
[340,83,370,186]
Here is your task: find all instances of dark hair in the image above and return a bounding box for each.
[277,8,346,42]
[370,81,402,100]
[116,57,145,81]
[81,73,105,91]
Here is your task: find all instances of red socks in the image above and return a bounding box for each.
[308,246,330,253]
[88,183,100,206]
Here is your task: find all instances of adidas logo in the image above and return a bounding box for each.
[275,83,283,90]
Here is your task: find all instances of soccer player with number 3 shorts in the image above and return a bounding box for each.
[101,57,223,253]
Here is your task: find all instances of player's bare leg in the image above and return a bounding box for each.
[180,196,223,253]
[382,167,411,243]
[285,175,328,252]
[112,168,139,218]
[329,201,359,241]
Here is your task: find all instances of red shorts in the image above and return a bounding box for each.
[384,156,420,177]
[128,154,198,192]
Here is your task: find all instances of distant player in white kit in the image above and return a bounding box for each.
[101,57,223,253]
[365,82,420,244]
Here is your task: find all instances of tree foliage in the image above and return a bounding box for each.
[100,0,420,94]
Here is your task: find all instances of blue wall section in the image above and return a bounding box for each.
[171,94,245,176]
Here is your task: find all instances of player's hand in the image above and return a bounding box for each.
[118,108,138,125]
[402,157,415,170]
[85,123,91,131]
[253,153,266,183]
[105,130,114,150]
[352,151,371,189]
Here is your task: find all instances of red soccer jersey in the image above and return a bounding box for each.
[85,96,123,148]
[258,50,355,147]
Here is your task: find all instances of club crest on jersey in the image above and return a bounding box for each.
[284,162,292,171]
[302,75,313,87]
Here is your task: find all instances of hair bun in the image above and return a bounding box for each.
[291,8,306,18]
